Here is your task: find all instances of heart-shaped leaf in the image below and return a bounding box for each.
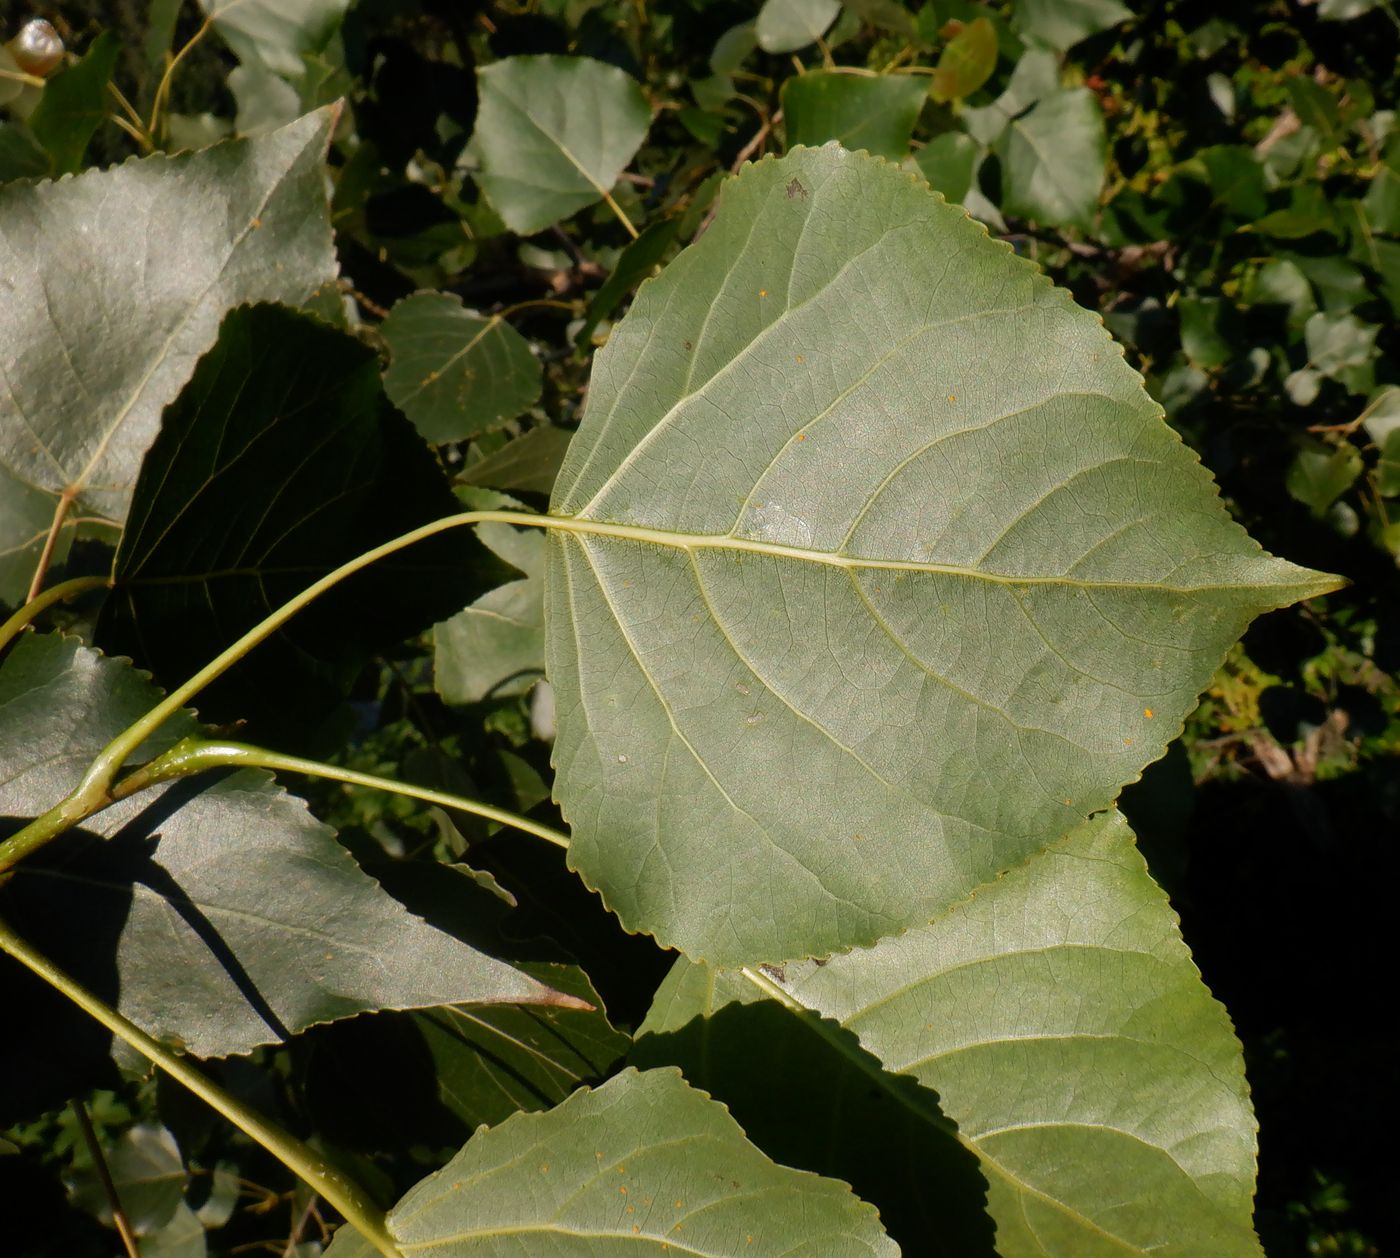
[322,1067,897,1256]
[544,144,1337,966]
[470,56,651,237]
[636,812,1264,1256]
[0,108,337,603]
[380,292,543,444]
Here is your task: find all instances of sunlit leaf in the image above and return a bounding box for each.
[636,813,1265,1257]
[996,87,1106,229]
[930,18,999,104]
[0,109,337,603]
[470,56,650,236]
[323,1068,897,1256]
[544,144,1336,966]
[756,0,841,53]
[1013,0,1132,50]
[782,72,928,160]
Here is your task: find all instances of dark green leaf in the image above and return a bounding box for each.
[0,123,49,181]
[841,0,919,38]
[0,634,568,1109]
[28,32,118,175]
[470,56,651,236]
[380,292,543,444]
[577,219,680,347]
[930,18,999,104]
[323,1068,897,1257]
[996,87,1106,229]
[459,425,575,496]
[1361,135,1400,233]
[414,963,629,1130]
[636,813,1265,1257]
[98,303,492,737]
[0,108,337,605]
[782,72,927,160]
[913,131,980,203]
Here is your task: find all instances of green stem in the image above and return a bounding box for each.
[0,915,402,1258]
[113,737,571,850]
[0,574,111,653]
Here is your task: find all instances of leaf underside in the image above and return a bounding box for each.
[637,812,1264,1256]
[545,143,1337,967]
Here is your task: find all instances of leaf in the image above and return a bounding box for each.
[98,304,492,739]
[435,519,545,704]
[1013,0,1132,50]
[841,0,919,38]
[544,144,1336,967]
[414,963,630,1129]
[1304,309,1379,392]
[0,108,337,605]
[635,813,1265,1257]
[380,292,543,444]
[913,131,981,203]
[930,18,999,104]
[67,1124,186,1235]
[577,219,680,347]
[996,87,1107,229]
[470,56,651,236]
[0,633,573,1108]
[782,71,928,160]
[0,123,50,181]
[459,424,575,496]
[756,0,842,53]
[200,0,351,78]
[322,1068,897,1256]
[28,32,119,175]
[1285,441,1364,515]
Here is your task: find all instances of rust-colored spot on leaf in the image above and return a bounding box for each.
[1144,707,1154,718]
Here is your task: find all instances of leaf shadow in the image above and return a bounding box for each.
[633,997,997,1256]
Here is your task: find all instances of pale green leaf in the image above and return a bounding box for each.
[323,1068,896,1256]
[67,1125,185,1234]
[471,56,651,236]
[381,292,543,444]
[459,424,575,495]
[756,0,841,53]
[0,109,337,604]
[544,144,1336,967]
[1013,0,1132,49]
[436,520,545,703]
[1285,441,1364,514]
[782,71,928,160]
[997,87,1107,229]
[200,0,350,77]
[636,813,1265,1257]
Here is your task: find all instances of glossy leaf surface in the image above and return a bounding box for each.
[471,56,650,236]
[637,813,1264,1257]
[545,144,1336,966]
[0,109,337,603]
[323,1067,897,1256]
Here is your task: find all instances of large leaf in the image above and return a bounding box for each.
[323,1067,897,1256]
[0,108,337,604]
[98,303,491,737]
[782,71,928,161]
[635,813,1264,1257]
[544,144,1336,967]
[380,292,542,444]
[996,87,1107,230]
[470,56,651,237]
[0,632,573,1121]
